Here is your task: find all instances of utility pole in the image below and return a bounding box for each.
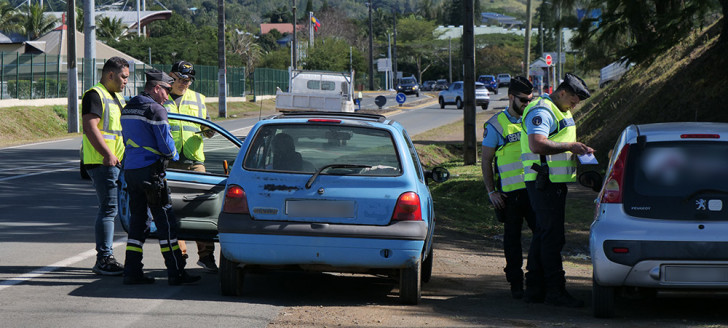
[217,0,227,117]
[524,0,532,77]
[368,1,374,90]
[83,0,96,93]
[291,0,296,69]
[67,0,79,133]
[392,10,397,86]
[463,0,476,166]
[556,5,562,81]
[448,37,452,83]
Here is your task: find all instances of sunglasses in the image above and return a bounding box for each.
[174,76,193,84]
[515,95,532,103]
[158,84,172,93]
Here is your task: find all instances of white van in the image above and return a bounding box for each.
[275,69,355,112]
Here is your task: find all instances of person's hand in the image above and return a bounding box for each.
[570,142,594,155]
[202,129,215,138]
[103,154,120,167]
[489,191,507,210]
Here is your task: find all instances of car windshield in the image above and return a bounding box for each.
[479,76,494,82]
[400,78,416,84]
[475,83,486,90]
[243,123,402,176]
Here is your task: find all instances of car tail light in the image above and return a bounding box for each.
[308,119,341,123]
[681,134,719,139]
[391,192,422,221]
[612,247,629,254]
[601,144,630,204]
[223,184,249,214]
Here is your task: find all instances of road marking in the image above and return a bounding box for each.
[0,166,75,182]
[0,239,126,291]
[0,138,75,150]
[0,160,77,173]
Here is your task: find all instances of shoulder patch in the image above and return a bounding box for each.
[532,116,542,126]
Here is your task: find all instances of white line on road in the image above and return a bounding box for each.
[0,166,75,182]
[0,239,126,291]
[0,138,75,150]
[0,160,77,173]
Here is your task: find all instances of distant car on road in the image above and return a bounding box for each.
[477,75,498,94]
[421,80,436,91]
[438,81,490,110]
[585,122,728,318]
[396,77,420,97]
[433,79,449,91]
[496,74,511,87]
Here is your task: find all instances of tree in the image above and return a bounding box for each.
[303,36,364,72]
[0,1,22,35]
[229,30,262,73]
[96,16,127,43]
[20,4,57,40]
[415,0,439,21]
[395,15,443,82]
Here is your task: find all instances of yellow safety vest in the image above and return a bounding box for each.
[81,83,125,164]
[520,96,577,183]
[485,111,525,192]
[164,90,207,162]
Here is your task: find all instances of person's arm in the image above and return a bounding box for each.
[528,134,594,156]
[151,106,179,161]
[481,145,506,210]
[82,91,119,166]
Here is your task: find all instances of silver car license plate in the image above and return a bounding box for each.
[286,200,356,218]
[664,265,728,283]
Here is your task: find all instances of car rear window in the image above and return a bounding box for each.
[243,123,402,176]
[623,141,728,220]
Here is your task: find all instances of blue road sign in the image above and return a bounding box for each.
[396,93,407,104]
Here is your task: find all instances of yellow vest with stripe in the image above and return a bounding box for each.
[164,90,207,162]
[485,110,526,192]
[81,83,125,164]
[520,96,577,183]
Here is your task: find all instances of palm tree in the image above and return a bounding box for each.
[0,1,22,35]
[97,16,127,42]
[20,4,58,40]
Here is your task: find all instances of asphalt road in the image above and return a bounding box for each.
[0,93,508,327]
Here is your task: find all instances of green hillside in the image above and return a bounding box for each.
[575,18,728,167]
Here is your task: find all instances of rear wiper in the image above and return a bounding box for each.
[685,189,728,201]
[305,164,372,189]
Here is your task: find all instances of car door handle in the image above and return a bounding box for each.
[182,194,219,202]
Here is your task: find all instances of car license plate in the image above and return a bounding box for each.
[286,200,355,218]
[664,265,728,283]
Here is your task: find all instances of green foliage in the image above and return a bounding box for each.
[20,3,58,40]
[259,47,291,70]
[96,16,127,43]
[0,1,22,34]
[6,78,67,99]
[52,105,66,119]
[303,37,364,72]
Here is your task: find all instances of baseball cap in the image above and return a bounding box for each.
[561,73,590,100]
[145,69,174,85]
[170,61,196,80]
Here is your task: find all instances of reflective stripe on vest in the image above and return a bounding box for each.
[81,83,126,164]
[485,111,526,192]
[164,90,207,162]
[520,96,577,183]
[125,138,163,156]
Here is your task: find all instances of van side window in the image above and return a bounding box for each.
[321,81,335,91]
[307,80,320,90]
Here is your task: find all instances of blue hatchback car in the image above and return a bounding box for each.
[218,112,448,304]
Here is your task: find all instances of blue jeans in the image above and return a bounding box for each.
[88,165,120,260]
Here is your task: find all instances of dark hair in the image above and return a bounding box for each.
[102,56,129,75]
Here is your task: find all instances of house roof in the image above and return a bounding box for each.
[35,25,142,63]
[260,23,305,35]
[48,10,172,33]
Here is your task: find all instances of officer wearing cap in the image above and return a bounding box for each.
[520,73,593,307]
[119,69,201,286]
[481,76,537,299]
[163,61,218,273]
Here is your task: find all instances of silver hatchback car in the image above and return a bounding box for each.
[588,122,728,318]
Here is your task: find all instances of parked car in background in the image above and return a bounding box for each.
[438,81,490,110]
[421,80,436,91]
[434,79,449,91]
[477,75,498,94]
[217,112,450,305]
[496,73,511,87]
[599,59,634,88]
[396,76,420,97]
[584,122,728,318]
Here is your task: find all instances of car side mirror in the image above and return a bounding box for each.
[426,167,450,184]
[578,170,603,192]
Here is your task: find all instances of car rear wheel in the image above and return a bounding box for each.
[456,98,463,109]
[439,97,445,109]
[220,252,245,296]
[400,259,422,304]
[481,103,489,110]
[421,247,433,283]
[592,276,615,318]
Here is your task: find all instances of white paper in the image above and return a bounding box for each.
[578,153,598,165]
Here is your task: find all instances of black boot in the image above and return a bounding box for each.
[510,283,525,299]
[169,271,201,286]
[544,288,584,308]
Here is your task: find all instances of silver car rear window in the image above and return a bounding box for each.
[243,123,402,176]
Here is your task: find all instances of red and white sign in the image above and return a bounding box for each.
[545,54,553,66]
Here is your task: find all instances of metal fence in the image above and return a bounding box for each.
[0,53,246,100]
[252,67,288,97]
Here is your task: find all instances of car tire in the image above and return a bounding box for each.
[593,276,615,318]
[439,97,445,109]
[481,103,489,110]
[416,92,420,97]
[494,88,498,95]
[421,247,433,283]
[456,98,463,109]
[220,252,245,296]
[80,161,90,180]
[400,258,421,305]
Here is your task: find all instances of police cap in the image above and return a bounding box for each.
[170,61,196,80]
[560,73,590,100]
[145,69,174,85]
[508,76,533,95]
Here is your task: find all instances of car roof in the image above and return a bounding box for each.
[625,122,728,143]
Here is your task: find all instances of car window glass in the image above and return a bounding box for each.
[307,80,320,90]
[321,81,335,91]
[454,83,461,90]
[167,119,241,176]
[243,124,402,176]
[402,130,423,182]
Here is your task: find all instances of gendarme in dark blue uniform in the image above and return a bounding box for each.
[119,69,200,285]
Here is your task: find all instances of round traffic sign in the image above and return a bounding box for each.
[545,54,553,66]
[396,93,406,104]
[374,95,387,109]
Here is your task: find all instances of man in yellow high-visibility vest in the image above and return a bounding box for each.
[520,73,593,308]
[164,61,218,273]
[81,56,129,276]
[481,76,536,299]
